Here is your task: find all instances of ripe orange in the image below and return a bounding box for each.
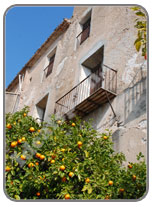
[17,139,22,144]
[69,172,74,177]
[38,129,41,133]
[5,166,11,172]
[85,178,90,183]
[128,164,133,169]
[11,141,17,148]
[119,188,124,193]
[29,127,35,132]
[61,148,66,152]
[20,155,26,160]
[108,180,113,186]
[62,158,65,162]
[132,175,136,181]
[23,113,27,117]
[51,160,55,164]
[103,136,108,140]
[72,123,76,127]
[13,122,16,125]
[36,153,41,158]
[35,162,39,166]
[21,137,26,141]
[6,123,12,129]
[28,163,34,168]
[62,177,67,182]
[40,155,45,160]
[64,194,70,199]
[77,141,83,147]
[60,165,66,171]
[36,192,40,196]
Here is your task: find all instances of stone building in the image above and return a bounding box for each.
[6,6,147,163]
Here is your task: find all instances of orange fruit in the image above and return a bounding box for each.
[60,165,66,171]
[40,155,45,160]
[36,153,41,158]
[6,123,12,129]
[85,178,90,183]
[29,127,35,132]
[62,158,64,162]
[17,139,22,144]
[36,192,40,196]
[5,166,11,172]
[38,129,41,133]
[128,164,133,169]
[51,160,55,164]
[62,177,67,182]
[132,175,136,181]
[103,136,108,140]
[61,148,65,152]
[119,188,124,193]
[23,113,27,117]
[35,162,39,166]
[77,141,82,147]
[11,181,13,185]
[21,137,26,141]
[64,194,70,199]
[69,172,74,177]
[20,155,26,160]
[28,163,34,168]
[72,123,76,127]
[11,141,17,148]
[108,180,113,186]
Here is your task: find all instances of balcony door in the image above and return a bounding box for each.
[90,64,103,95]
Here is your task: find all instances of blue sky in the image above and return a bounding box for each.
[5,6,74,88]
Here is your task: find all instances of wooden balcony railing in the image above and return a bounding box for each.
[55,64,117,118]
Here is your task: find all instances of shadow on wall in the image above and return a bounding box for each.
[123,68,146,125]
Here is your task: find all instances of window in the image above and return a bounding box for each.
[35,94,48,122]
[76,10,92,46]
[46,54,55,78]
[80,17,91,44]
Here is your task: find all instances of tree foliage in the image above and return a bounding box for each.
[5,107,147,200]
[131,7,147,58]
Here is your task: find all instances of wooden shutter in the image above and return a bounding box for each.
[80,18,91,44]
[46,55,55,77]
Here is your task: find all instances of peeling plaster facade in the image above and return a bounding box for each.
[6,6,147,163]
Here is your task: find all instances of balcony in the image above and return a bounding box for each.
[54,64,117,119]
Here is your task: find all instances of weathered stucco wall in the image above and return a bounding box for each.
[6,6,147,163]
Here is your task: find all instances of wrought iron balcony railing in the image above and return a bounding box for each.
[55,64,117,118]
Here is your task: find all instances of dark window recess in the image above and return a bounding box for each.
[80,18,91,44]
[46,55,55,77]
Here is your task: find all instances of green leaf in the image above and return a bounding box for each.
[135,41,141,51]
[136,11,145,17]
[131,7,139,11]
[87,184,93,194]
[14,195,20,200]
[84,150,89,158]
[82,185,88,192]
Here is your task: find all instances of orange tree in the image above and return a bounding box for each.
[5,107,146,200]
